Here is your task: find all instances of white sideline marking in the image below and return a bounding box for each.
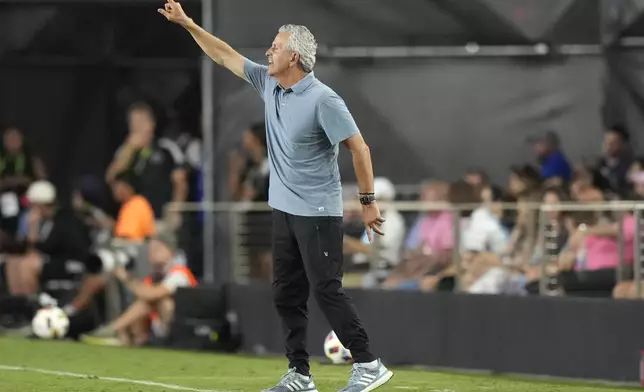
[0,365,233,392]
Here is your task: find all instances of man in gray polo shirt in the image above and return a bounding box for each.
[160,2,392,391]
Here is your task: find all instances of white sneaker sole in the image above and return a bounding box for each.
[362,370,393,392]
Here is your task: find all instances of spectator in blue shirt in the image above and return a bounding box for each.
[528,130,572,185]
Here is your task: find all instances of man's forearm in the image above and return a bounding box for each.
[106,145,136,182]
[183,20,243,74]
[351,144,374,194]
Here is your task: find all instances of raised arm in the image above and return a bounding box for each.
[159,0,246,80]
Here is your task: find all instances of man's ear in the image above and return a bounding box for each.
[290,52,299,68]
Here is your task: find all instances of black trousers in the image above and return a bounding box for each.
[271,209,375,374]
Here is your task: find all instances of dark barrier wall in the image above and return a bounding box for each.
[229,284,644,382]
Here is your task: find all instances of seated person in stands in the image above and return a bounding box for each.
[343,177,406,288]
[3,181,91,296]
[446,183,511,293]
[612,170,644,299]
[71,180,115,244]
[64,172,156,316]
[528,187,634,296]
[0,126,47,240]
[381,181,453,289]
[81,229,197,346]
[418,180,508,292]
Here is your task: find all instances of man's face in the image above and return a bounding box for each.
[128,109,155,147]
[266,32,297,77]
[148,239,173,270]
[3,128,23,153]
[603,132,622,157]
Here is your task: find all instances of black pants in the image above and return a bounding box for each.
[272,209,375,375]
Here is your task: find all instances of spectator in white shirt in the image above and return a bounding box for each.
[461,185,509,254]
[343,177,405,288]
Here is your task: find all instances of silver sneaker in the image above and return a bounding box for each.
[262,368,318,392]
[338,360,393,392]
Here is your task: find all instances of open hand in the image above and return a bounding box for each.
[158,0,192,27]
[362,202,385,243]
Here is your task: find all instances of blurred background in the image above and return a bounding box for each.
[4,0,644,387]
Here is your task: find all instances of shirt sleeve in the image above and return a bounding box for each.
[317,93,360,145]
[243,58,269,97]
[161,271,192,294]
[158,138,185,168]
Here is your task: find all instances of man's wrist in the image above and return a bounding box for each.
[183,18,197,30]
[359,193,376,205]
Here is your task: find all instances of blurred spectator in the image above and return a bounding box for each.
[528,130,572,186]
[521,187,572,293]
[3,181,90,296]
[523,187,634,297]
[71,180,114,244]
[461,184,509,254]
[228,122,269,202]
[81,229,197,346]
[418,180,488,292]
[105,102,188,220]
[111,172,156,242]
[593,125,633,199]
[463,168,489,189]
[381,181,452,289]
[626,157,644,199]
[0,126,46,237]
[64,172,156,317]
[227,123,271,281]
[504,165,542,264]
[343,177,405,288]
[570,163,595,200]
[442,183,511,294]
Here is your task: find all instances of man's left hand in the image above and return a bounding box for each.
[362,202,385,243]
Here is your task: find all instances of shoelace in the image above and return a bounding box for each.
[347,364,367,385]
[277,368,300,386]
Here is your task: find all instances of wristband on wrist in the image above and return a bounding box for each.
[359,194,376,205]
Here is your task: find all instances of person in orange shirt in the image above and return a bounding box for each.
[81,229,197,346]
[112,171,156,241]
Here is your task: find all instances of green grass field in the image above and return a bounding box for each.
[0,337,640,392]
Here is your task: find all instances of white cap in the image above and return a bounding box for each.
[374,177,396,201]
[26,180,56,205]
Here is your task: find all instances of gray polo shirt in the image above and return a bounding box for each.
[244,59,360,217]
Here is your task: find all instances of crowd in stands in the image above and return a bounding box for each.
[0,101,202,346]
[343,125,644,299]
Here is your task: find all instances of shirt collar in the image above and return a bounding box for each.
[278,72,316,94]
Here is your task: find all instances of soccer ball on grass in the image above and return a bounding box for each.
[323,330,352,365]
[32,306,70,339]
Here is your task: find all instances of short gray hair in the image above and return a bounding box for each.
[278,24,317,73]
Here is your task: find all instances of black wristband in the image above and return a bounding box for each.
[359,194,376,205]
[358,192,375,195]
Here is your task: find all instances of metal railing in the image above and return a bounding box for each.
[164,200,644,296]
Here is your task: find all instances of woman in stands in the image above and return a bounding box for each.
[535,186,635,297]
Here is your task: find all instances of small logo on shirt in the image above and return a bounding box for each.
[324,252,328,257]
[318,207,324,212]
